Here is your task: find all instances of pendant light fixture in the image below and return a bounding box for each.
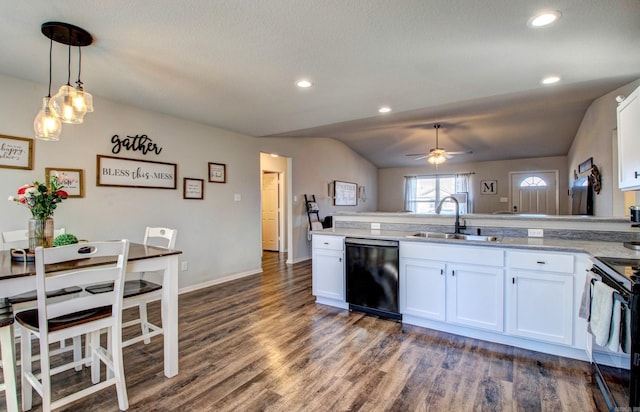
[46,22,93,125]
[34,37,62,140]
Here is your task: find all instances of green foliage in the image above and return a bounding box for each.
[53,233,79,247]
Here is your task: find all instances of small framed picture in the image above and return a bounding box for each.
[45,168,84,198]
[480,180,497,195]
[208,162,226,183]
[0,135,33,170]
[183,178,204,199]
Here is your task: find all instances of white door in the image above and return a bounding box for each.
[510,171,558,214]
[261,172,279,251]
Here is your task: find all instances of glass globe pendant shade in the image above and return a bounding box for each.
[74,83,94,112]
[50,84,87,124]
[34,97,62,140]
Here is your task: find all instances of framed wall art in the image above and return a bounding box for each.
[96,155,177,189]
[333,180,357,206]
[208,162,226,183]
[183,178,204,199]
[480,180,497,195]
[0,134,33,170]
[45,168,85,198]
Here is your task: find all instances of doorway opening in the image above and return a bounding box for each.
[260,153,293,262]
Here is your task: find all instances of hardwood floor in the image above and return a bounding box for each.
[2,252,608,411]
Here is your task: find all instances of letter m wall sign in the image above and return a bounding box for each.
[480,180,497,195]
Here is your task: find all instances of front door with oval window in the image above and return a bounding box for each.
[509,171,558,215]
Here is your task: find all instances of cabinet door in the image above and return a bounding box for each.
[399,259,446,321]
[312,249,345,301]
[508,271,573,345]
[618,86,640,190]
[446,264,504,332]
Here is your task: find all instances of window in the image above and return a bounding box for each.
[404,174,468,214]
[520,176,547,187]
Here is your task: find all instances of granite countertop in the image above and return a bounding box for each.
[313,228,640,260]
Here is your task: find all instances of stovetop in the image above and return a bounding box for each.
[594,256,640,290]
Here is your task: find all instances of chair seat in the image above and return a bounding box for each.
[15,306,111,333]
[8,286,83,305]
[0,298,13,328]
[85,280,162,298]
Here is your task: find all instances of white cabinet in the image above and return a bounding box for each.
[312,235,346,307]
[400,258,446,321]
[447,263,504,332]
[507,251,574,345]
[617,85,640,191]
[400,242,504,332]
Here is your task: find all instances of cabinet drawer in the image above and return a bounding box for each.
[508,251,574,273]
[312,235,344,251]
[400,241,504,267]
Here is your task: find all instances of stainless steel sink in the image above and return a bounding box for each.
[409,232,499,242]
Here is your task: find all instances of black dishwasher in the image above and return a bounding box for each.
[345,238,400,320]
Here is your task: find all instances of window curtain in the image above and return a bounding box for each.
[404,176,417,212]
[456,173,474,213]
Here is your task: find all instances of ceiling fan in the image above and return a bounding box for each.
[405,123,471,164]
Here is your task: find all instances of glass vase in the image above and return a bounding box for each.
[28,217,54,252]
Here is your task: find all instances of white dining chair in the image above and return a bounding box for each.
[86,226,177,346]
[1,227,66,251]
[16,240,130,412]
[0,298,18,412]
[2,227,84,366]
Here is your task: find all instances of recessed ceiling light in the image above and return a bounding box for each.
[529,10,561,27]
[541,75,561,85]
[295,79,313,88]
[378,106,392,113]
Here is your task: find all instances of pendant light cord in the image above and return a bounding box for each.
[47,37,53,98]
[66,43,72,86]
[76,46,82,84]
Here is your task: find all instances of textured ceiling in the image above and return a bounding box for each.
[0,1,639,168]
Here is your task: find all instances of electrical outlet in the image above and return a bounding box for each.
[181,261,188,271]
[528,228,544,238]
[371,222,381,230]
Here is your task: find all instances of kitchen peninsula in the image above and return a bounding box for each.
[311,212,640,363]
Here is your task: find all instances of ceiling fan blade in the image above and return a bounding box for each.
[413,155,427,161]
[405,153,426,157]
[446,150,473,155]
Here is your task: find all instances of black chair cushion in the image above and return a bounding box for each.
[15,306,112,333]
[8,286,83,304]
[85,280,162,299]
[0,298,14,328]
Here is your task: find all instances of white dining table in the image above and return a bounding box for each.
[0,242,182,378]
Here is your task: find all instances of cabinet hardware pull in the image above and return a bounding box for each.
[635,171,639,179]
[536,261,546,264]
[452,270,455,276]
[512,277,515,284]
[339,257,342,262]
[440,269,444,275]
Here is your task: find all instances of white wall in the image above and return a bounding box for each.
[0,74,378,288]
[258,137,378,261]
[568,78,640,217]
[378,156,568,214]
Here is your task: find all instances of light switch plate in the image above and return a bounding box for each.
[528,228,544,237]
[234,194,241,201]
[371,222,381,229]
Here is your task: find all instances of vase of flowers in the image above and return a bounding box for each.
[8,176,68,252]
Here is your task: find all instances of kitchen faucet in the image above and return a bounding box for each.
[436,196,466,234]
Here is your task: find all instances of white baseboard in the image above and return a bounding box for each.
[178,267,263,295]
[286,256,311,265]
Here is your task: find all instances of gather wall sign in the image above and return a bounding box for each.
[111,134,163,156]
